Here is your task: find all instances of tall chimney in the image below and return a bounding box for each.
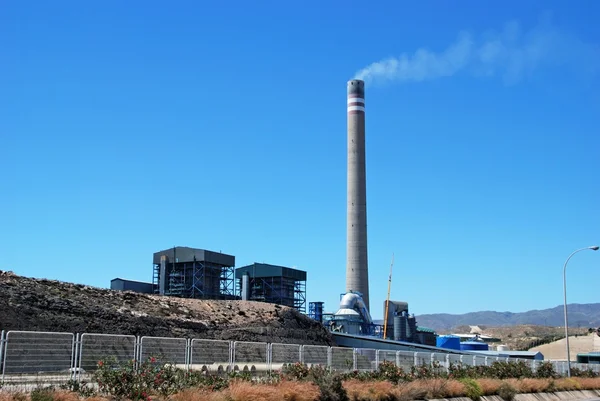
[346,79,370,311]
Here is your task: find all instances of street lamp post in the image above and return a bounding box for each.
[563,245,599,377]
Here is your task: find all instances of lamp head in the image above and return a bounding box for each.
[590,246,600,251]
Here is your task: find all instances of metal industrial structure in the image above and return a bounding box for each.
[235,263,306,313]
[308,301,324,323]
[152,247,236,299]
[346,79,370,311]
[329,291,374,335]
[110,278,154,294]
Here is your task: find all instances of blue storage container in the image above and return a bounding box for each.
[460,341,489,351]
[436,335,461,350]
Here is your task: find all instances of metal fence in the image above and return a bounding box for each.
[1,329,600,384]
[189,339,231,373]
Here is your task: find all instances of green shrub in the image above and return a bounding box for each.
[340,369,379,382]
[280,363,349,400]
[281,362,311,380]
[460,378,483,401]
[535,362,557,379]
[498,382,517,401]
[30,388,54,401]
[310,370,348,401]
[570,366,599,378]
[59,379,96,397]
[488,361,534,379]
[410,362,441,380]
[377,360,409,383]
[94,356,230,399]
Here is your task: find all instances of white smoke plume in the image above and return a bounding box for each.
[354,16,600,85]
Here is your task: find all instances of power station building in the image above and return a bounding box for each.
[152,247,236,300]
[110,278,155,294]
[235,263,307,313]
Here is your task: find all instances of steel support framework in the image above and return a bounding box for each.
[239,275,306,313]
[153,261,235,300]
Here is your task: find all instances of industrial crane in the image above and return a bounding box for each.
[383,253,394,339]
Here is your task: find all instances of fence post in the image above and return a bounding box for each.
[71,333,79,381]
[189,339,195,368]
[136,336,142,371]
[185,338,191,371]
[445,354,450,373]
[267,343,272,373]
[353,349,357,371]
[0,330,5,381]
[414,352,418,367]
[300,345,304,364]
[77,334,85,382]
[327,347,332,369]
[232,342,237,366]
[396,351,401,368]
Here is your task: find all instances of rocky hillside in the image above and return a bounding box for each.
[0,271,333,345]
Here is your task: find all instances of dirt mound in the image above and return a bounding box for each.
[0,270,333,345]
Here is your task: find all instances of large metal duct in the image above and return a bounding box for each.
[335,292,373,326]
[241,273,250,301]
[159,255,167,295]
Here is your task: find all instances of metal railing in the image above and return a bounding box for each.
[1,329,599,384]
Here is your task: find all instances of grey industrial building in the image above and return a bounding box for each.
[152,246,236,300]
[110,278,155,294]
[235,263,307,313]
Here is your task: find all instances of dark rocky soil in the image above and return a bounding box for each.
[0,271,333,345]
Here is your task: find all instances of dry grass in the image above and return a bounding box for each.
[343,379,396,401]
[224,380,320,401]
[343,379,465,401]
[170,388,226,401]
[77,398,111,401]
[420,379,449,399]
[393,381,428,401]
[553,378,582,391]
[442,380,467,398]
[224,381,279,401]
[0,393,27,401]
[342,376,600,401]
[3,376,600,401]
[275,380,320,401]
[572,377,600,390]
[476,378,503,395]
[506,378,551,393]
[49,392,79,401]
[0,393,19,401]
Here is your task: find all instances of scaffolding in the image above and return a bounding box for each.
[152,247,236,300]
[235,263,307,313]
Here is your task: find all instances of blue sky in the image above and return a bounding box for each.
[1,1,599,319]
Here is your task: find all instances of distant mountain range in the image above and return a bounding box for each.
[413,303,600,332]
